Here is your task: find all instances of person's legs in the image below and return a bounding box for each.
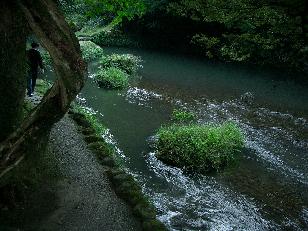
[31,70,38,94]
[27,71,32,96]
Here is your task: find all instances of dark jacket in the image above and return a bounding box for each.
[27,48,43,71]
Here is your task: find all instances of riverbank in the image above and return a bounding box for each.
[0,81,165,230]
[0,112,141,230]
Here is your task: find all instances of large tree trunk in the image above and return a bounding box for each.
[0,0,87,178]
[0,1,28,142]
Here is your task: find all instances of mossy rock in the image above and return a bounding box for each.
[70,106,167,230]
[80,127,96,136]
[133,203,157,220]
[100,156,116,167]
[110,173,134,184]
[84,135,104,144]
[108,168,125,177]
[115,181,137,195]
[87,141,114,158]
[69,113,92,128]
[114,181,141,201]
[142,220,167,231]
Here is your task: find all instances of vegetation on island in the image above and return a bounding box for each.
[100,53,142,74]
[155,109,244,173]
[94,53,142,89]
[95,67,129,89]
[79,40,105,62]
[156,121,244,173]
[171,109,197,124]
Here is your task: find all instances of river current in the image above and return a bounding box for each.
[74,47,307,230]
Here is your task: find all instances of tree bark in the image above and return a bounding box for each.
[0,0,87,178]
[0,1,28,142]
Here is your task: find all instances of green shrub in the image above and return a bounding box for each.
[36,79,52,96]
[95,67,129,89]
[41,41,104,67]
[155,122,244,172]
[71,105,107,136]
[100,53,142,75]
[92,29,140,48]
[41,50,52,69]
[171,109,197,124]
[79,41,105,62]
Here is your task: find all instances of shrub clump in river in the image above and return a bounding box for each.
[41,41,104,68]
[95,67,129,89]
[155,121,244,173]
[100,53,142,75]
[79,40,104,62]
[171,109,197,124]
[94,53,142,89]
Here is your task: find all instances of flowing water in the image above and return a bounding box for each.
[73,47,307,230]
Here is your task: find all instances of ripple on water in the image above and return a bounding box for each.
[123,87,162,108]
[81,82,308,230]
[142,152,274,231]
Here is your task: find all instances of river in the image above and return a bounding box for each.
[75,47,307,230]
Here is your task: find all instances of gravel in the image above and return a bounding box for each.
[38,116,142,230]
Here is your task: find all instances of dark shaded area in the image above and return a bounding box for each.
[0,1,28,141]
[123,0,307,72]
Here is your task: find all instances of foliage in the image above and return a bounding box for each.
[41,50,52,69]
[171,109,197,124]
[42,41,104,65]
[100,53,142,74]
[79,40,105,62]
[128,0,307,71]
[155,122,244,172]
[35,79,53,96]
[60,0,146,27]
[83,0,146,24]
[166,0,306,68]
[92,29,141,47]
[71,105,107,135]
[94,67,129,89]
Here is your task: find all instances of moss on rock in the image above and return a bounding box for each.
[69,107,166,230]
[84,135,104,144]
[80,127,96,136]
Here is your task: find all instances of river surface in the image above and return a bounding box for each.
[76,47,307,230]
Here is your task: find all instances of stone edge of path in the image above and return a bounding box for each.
[68,110,167,231]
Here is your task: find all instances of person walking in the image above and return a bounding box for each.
[27,42,44,96]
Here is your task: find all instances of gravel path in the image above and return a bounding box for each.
[38,116,141,230]
[0,91,143,230]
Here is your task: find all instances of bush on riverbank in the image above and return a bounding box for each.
[155,122,244,172]
[95,67,129,89]
[41,50,52,69]
[100,53,142,75]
